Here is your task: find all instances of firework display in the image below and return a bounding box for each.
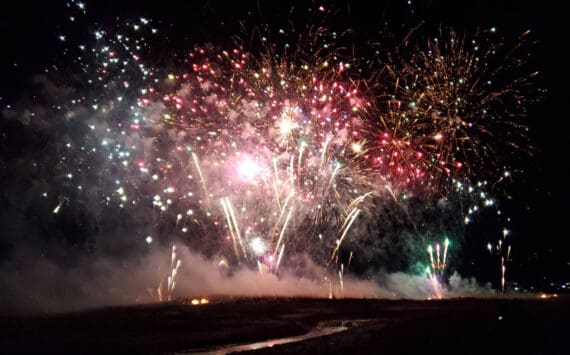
[3,2,540,297]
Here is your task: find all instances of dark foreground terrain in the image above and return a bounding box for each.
[1,296,568,354]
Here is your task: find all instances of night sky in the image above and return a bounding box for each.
[0,0,568,306]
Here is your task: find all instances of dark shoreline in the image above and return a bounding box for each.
[1,296,568,354]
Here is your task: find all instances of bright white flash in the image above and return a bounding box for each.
[249,237,266,255]
[237,155,261,182]
[351,142,362,153]
[278,118,297,136]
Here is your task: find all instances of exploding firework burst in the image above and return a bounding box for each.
[371,26,538,189]
[20,4,538,280]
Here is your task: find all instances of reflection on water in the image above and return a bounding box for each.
[185,320,368,354]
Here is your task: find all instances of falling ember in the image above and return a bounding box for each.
[52,203,62,214]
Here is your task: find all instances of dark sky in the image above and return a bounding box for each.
[0,0,567,290]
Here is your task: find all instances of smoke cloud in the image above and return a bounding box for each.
[0,243,495,315]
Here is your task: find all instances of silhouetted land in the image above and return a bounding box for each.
[1,296,567,354]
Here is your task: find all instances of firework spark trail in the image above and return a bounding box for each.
[501,257,506,292]
[328,162,341,190]
[424,238,453,298]
[297,143,305,178]
[168,257,181,300]
[501,228,512,292]
[428,245,435,269]
[274,207,294,257]
[275,244,285,272]
[426,266,442,299]
[486,228,512,292]
[226,198,248,260]
[221,198,240,261]
[345,192,373,212]
[271,191,295,244]
[331,208,361,261]
[157,244,182,302]
[436,243,441,269]
[442,238,449,267]
[339,263,345,298]
[192,152,210,208]
[319,137,331,171]
[273,159,282,210]
[337,207,360,240]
